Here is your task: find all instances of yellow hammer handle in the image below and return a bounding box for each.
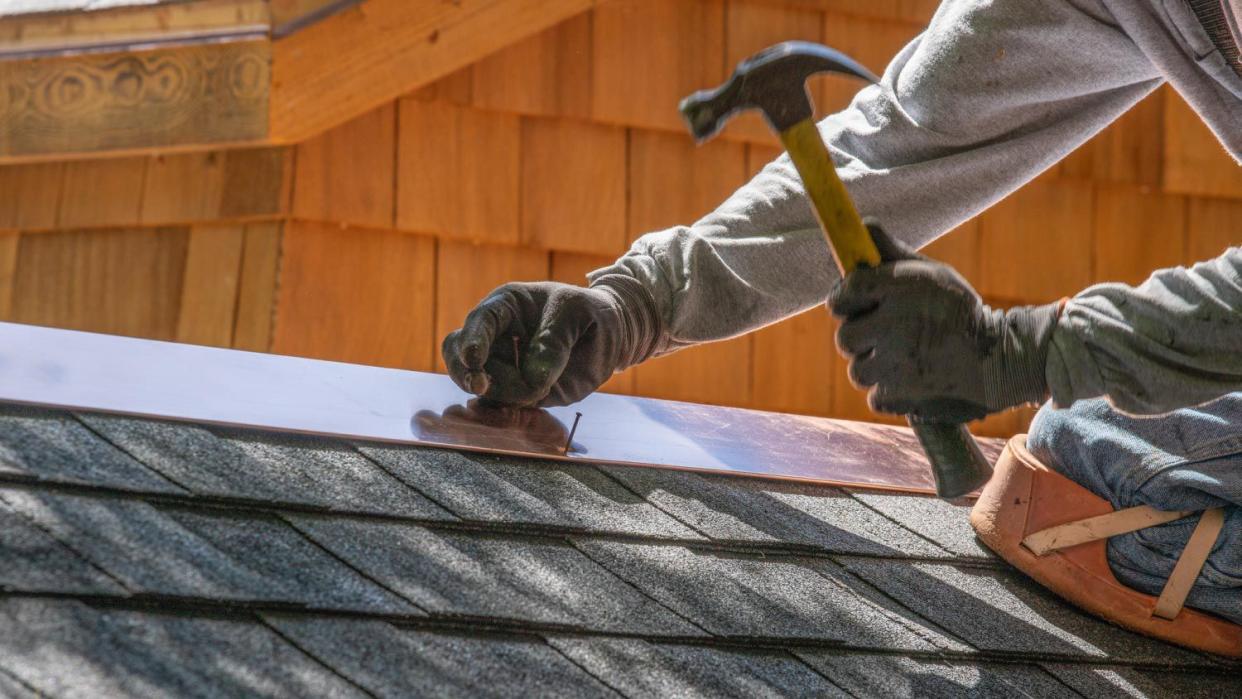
[779,118,880,274]
[780,117,991,498]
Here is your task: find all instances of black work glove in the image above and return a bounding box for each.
[828,226,1062,423]
[441,275,661,407]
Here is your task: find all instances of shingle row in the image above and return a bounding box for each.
[1,406,997,562]
[7,597,1232,699]
[1,482,1209,665]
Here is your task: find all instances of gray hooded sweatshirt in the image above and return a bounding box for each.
[588,0,1242,415]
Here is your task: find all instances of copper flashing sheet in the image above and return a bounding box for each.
[0,322,1001,494]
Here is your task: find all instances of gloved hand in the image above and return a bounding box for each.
[441,275,661,407]
[828,226,1063,423]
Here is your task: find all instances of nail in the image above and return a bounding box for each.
[563,411,583,455]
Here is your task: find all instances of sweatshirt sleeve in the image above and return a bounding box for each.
[588,0,1162,355]
[1046,248,1242,414]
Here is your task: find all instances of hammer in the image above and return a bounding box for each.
[679,41,992,498]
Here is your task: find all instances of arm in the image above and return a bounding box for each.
[829,243,1242,422]
[442,0,1163,407]
[591,0,1162,354]
[1049,248,1242,414]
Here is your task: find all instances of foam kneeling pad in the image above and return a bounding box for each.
[970,435,1242,658]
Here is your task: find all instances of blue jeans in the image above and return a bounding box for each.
[1027,395,1242,624]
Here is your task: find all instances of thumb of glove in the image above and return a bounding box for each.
[864,219,923,264]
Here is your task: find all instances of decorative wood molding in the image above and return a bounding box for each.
[269,0,595,143]
[0,40,270,161]
[0,0,599,161]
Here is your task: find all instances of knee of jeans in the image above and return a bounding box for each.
[1027,398,1118,469]
[1027,400,1069,465]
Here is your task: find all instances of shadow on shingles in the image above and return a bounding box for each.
[0,598,354,697]
[841,660,1044,697]
[367,409,1212,665]
[458,449,650,508]
[0,405,1212,674]
[539,455,1202,665]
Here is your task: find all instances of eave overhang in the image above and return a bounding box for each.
[0,0,594,162]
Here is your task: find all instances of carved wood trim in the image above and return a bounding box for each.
[0,39,270,160]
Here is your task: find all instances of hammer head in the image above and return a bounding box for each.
[680,41,878,142]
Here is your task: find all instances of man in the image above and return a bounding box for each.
[444,0,1241,623]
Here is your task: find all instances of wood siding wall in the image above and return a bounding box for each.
[1,0,1239,438]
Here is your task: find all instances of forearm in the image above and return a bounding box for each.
[591,0,1160,351]
[1047,248,1242,414]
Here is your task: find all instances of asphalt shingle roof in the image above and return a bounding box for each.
[0,402,1238,697]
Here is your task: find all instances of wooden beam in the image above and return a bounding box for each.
[270,0,594,143]
[0,39,270,161]
[270,0,364,37]
[0,0,598,160]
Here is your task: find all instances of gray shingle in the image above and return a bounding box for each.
[0,406,181,492]
[841,558,1204,663]
[264,615,617,698]
[0,491,416,613]
[0,500,124,594]
[162,507,421,614]
[286,515,701,635]
[0,668,40,698]
[848,490,994,558]
[798,652,1077,698]
[573,540,961,650]
[603,465,947,556]
[547,637,849,698]
[358,444,701,537]
[1042,663,1242,697]
[0,598,363,698]
[79,414,453,519]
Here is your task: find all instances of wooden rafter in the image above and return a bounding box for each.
[268,0,595,143]
[0,0,597,162]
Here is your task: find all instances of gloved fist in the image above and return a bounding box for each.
[828,226,1061,423]
[441,277,659,407]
